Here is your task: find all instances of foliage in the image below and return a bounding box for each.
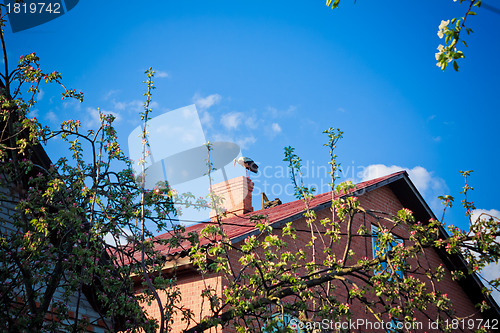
[1,2,499,333]
[0,5,191,331]
[326,0,483,72]
[181,133,499,333]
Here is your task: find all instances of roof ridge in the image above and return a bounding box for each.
[149,170,408,254]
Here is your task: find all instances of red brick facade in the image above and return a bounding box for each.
[139,271,223,333]
[143,173,499,332]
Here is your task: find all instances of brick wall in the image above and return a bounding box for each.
[138,271,222,333]
[149,184,489,332]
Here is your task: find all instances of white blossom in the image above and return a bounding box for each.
[439,20,450,30]
[435,45,444,60]
[437,20,450,39]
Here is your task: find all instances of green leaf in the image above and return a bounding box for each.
[453,60,459,72]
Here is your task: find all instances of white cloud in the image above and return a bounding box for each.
[236,135,256,149]
[211,133,233,143]
[192,93,221,130]
[470,209,500,302]
[193,93,221,111]
[103,89,120,100]
[29,109,39,118]
[87,108,102,128]
[37,89,45,102]
[267,106,279,118]
[150,101,160,110]
[286,105,297,114]
[200,110,213,127]
[271,122,281,133]
[471,209,500,223]
[220,112,243,130]
[62,98,82,111]
[359,164,448,213]
[156,70,169,78]
[407,166,439,192]
[360,165,444,193]
[86,107,121,129]
[482,263,500,302]
[360,164,402,180]
[154,124,199,146]
[245,115,259,129]
[211,133,256,149]
[267,105,297,118]
[45,111,58,124]
[112,99,143,113]
[104,228,134,246]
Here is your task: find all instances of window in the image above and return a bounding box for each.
[371,225,404,279]
[388,319,402,333]
[264,313,306,333]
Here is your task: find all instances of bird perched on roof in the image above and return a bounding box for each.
[234,156,258,177]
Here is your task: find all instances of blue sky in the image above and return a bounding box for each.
[5,0,500,233]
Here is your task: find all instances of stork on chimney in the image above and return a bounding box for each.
[234,156,258,177]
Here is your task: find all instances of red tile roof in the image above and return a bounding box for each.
[152,171,407,257]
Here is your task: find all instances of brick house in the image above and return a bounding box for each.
[140,172,500,332]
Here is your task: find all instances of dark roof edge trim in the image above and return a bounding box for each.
[400,173,438,220]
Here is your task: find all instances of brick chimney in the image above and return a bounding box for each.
[209,176,254,220]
